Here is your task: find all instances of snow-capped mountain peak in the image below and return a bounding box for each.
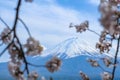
[41,37,102,59]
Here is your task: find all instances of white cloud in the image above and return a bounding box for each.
[19,1,98,46]
[0,0,101,62]
[0,0,101,47]
[89,0,100,6]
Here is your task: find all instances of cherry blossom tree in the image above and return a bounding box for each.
[0,0,120,80]
[70,0,120,80]
[0,0,61,80]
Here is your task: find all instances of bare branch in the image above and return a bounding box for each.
[0,17,10,28]
[87,29,112,40]
[18,18,32,37]
[12,0,30,75]
[0,42,12,57]
[12,0,21,30]
[111,35,120,80]
[15,32,30,74]
[87,29,101,36]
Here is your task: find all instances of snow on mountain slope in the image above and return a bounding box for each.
[41,37,114,59]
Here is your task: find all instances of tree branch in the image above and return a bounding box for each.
[13,0,21,30]
[18,18,32,37]
[87,29,100,36]
[87,29,112,40]
[15,35,30,74]
[0,42,12,57]
[111,35,120,80]
[0,17,10,28]
[12,0,29,75]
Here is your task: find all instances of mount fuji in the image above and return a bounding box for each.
[40,37,114,59]
[26,37,120,80]
[0,37,120,80]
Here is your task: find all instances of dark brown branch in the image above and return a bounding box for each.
[15,35,29,74]
[0,17,13,40]
[87,29,100,36]
[13,0,21,30]
[0,17,10,28]
[12,0,29,74]
[0,42,12,57]
[111,35,120,80]
[18,18,32,37]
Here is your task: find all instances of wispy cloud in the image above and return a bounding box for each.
[0,0,101,48]
[19,1,100,46]
[0,0,101,62]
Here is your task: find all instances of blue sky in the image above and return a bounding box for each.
[0,0,103,62]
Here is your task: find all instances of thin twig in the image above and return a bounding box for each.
[0,17,13,40]
[0,17,10,28]
[0,42,12,57]
[18,18,32,37]
[111,35,120,80]
[87,29,100,36]
[27,62,45,67]
[87,29,112,40]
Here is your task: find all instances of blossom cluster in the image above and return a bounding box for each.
[87,59,99,67]
[8,61,24,80]
[87,58,114,80]
[0,28,12,44]
[24,37,43,56]
[69,21,89,33]
[79,71,89,80]
[28,72,39,80]
[102,57,113,67]
[96,41,111,53]
[97,0,120,53]
[99,0,120,37]
[46,57,61,73]
[0,27,45,79]
[102,72,112,80]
